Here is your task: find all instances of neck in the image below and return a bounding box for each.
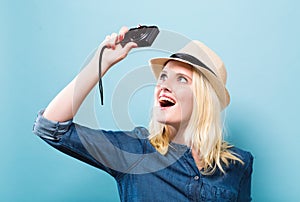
[167,122,190,146]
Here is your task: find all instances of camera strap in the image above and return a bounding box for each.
[98,45,107,105]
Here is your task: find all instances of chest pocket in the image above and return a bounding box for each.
[200,183,237,202]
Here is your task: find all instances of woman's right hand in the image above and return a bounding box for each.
[99,26,138,75]
[43,26,137,122]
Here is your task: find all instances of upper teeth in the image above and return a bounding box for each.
[159,97,175,104]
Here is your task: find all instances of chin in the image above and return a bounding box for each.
[155,115,182,126]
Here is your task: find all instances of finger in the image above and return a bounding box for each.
[119,26,129,35]
[104,35,112,48]
[118,26,129,41]
[110,33,118,49]
[116,42,138,61]
[111,32,118,39]
[123,42,138,52]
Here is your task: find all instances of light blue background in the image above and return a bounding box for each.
[1,0,299,201]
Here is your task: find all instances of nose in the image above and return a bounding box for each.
[158,81,172,93]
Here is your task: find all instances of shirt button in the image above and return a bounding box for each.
[194,176,199,180]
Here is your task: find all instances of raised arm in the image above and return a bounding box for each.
[43,27,137,122]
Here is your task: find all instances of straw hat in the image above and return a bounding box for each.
[149,40,230,109]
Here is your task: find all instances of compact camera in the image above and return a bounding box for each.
[120,25,159,47]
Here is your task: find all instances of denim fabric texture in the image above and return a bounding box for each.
[33,110,253,202]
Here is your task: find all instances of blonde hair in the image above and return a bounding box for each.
[148,68,243,175]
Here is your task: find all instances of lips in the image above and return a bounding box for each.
[158,95,176,108]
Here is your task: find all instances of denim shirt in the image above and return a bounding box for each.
[33,110,253,202]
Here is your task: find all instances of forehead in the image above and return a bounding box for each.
[162,60,193,76]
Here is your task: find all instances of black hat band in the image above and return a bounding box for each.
[168,53,216,76]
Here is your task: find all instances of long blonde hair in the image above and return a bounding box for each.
[148,68,243,175]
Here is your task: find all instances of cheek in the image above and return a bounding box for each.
[177,88,194,110]
[153,86,160,104]
[184,94,194,115]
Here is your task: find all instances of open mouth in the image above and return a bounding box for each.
[158,96,176,108]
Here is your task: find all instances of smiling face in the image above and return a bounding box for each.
[153,60,195,129]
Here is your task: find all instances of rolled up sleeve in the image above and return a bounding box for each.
[33,109,73,141]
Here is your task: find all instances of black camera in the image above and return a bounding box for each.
[120,25,159,47]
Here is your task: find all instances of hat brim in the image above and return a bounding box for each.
[149,57,230,109]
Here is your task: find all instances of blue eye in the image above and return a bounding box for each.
[159,73,167,81]
[178,76,188,83]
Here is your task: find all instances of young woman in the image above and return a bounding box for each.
[33,26,253,201]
